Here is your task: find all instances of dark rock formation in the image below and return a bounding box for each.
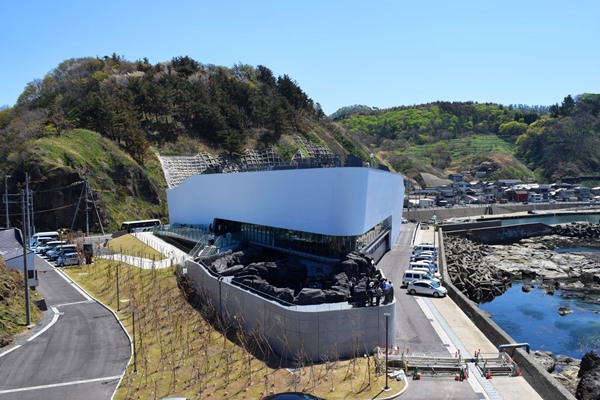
[553,222,600,240]
[576,350,600,400]
[206,248,374,306]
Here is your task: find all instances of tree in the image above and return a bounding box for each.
[498,121,528,137]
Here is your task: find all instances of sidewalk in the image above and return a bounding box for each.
[413,227,543,400]
[98,232,191,269]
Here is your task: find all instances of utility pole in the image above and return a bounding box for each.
[25,173,31,244]
[21,191,31,326]
[384,312,390,390]
[84,175,89,236]
[4,174,10,228]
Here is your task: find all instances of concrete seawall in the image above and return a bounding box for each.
[438,229,576,400]
[447,222,554,244]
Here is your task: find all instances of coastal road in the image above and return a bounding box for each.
[0,258,130,400]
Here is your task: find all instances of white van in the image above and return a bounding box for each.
[30,231,59,248]
[402,270,440,287]
[410,267,442,280]
[412,243,437,256]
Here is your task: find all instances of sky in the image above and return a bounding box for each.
[2,0,600,115]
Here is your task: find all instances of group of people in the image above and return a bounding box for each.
[350,275,394,307]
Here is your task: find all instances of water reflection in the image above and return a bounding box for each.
[479,282,600,359]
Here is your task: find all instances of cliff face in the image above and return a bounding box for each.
[3,129,167,233]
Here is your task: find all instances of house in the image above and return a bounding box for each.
[0,228,38,287]
[574,186,592,200]
[448,173,464,183]
[555,188,576,201]
[497,179,523,188]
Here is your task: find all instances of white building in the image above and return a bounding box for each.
[0,228,38,287]
[167,166,405,261]
[165,165,404,362]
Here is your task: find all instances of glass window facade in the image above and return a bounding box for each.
[214,216,391,260]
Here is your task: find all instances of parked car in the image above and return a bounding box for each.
[56,252,81,267]
[35,240,67,256]
[412,243,437,256]
[407,280,447,297]
[411,254,437,263]
[409,260,439,273]
[402,270,440,287]
[47,244,77,261]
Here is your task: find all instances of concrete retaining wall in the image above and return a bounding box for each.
[438,232,576,400]
[446,223,554,244]
[186,259,396,363]
[440,220,501,233]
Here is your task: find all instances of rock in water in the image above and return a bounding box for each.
[522,284,533,292]
[557,307,573,316]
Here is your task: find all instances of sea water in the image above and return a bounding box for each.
[478,282,600,359]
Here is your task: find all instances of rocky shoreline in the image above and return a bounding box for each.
[444,222,600,398]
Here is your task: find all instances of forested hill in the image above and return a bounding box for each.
[333,95,600,183]
[1,55,328,163]
[1,53,599,230]
[0,55,351,231]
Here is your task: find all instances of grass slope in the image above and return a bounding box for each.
[64,237,404,399]
[0,259,41,347]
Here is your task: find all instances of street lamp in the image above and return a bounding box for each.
[384,312,391,390]
[4,174,11,228]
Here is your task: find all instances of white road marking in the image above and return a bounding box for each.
[55,300,95,307]
[0,375,123,394]
[0,345,21,358]
[27,307,60,342]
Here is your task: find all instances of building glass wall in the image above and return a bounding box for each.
[214,216,391,260]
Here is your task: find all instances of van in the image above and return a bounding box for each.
[402,270,440,287]
[410,267,442,280]
[412,243,437,256]
[30,231,59,248]
[409,261,439,273]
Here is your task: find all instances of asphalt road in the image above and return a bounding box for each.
[378,223,480,400]
[0,258,130,400]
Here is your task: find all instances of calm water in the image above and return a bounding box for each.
[479,282,600,359]
[501,212,600,226]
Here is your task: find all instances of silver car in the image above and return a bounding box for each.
[56,252,81,267]
[407,280,447,298]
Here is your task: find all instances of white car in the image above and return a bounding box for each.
[407,280,447,298]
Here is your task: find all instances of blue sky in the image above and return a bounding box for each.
[2,0,599,115]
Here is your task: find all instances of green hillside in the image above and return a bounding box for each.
[334,97,600,184]
[1,55,600,231]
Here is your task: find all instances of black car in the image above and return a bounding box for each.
[262,393,325,400]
